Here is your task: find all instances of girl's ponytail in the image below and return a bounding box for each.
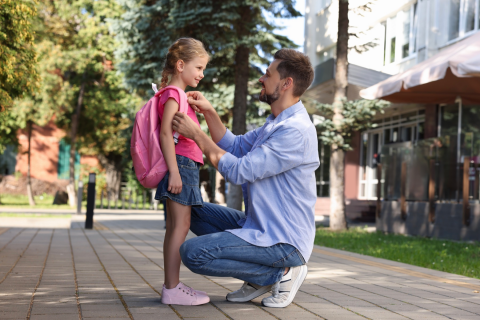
[160,70,170,89]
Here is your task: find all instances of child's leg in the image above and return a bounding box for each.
[163,199,191,289]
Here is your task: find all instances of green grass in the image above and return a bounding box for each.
[0,194,73,209]
[0,213,71,218]
[315,226,480,280]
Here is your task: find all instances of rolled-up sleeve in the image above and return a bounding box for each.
[217,128,260,158]
[218,127,305,185]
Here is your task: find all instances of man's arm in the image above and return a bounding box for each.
[187,91,258,157]
[172,112,226,169]
[217,127,305,185]
[173,112,305,182]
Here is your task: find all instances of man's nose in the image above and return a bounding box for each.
[259,75,265,83]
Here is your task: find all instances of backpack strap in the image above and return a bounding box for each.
[152,84,189,144]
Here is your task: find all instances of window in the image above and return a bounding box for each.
[401,3,418,58]
[0,145,16,175]
[315,140,330,197]
[448,0,479,41]
[58,139,80,180]
[382,21,387,65]
[390,37,396,63]
[383,2,418,64]
[359,110,426,200]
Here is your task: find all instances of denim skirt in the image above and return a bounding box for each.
[154,155,204,207]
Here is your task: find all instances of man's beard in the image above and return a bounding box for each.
[259,84,280,105]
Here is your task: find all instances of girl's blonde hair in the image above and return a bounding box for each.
[160,38,210,88]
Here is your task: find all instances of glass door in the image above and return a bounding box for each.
[360,131,383,199]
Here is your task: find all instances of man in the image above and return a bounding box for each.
[172,49,319,308]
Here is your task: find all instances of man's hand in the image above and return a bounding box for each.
[186,91,214,114]
[172,112,200,140]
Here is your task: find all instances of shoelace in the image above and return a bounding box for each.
[271,281,280,298]
[179,282,196,296]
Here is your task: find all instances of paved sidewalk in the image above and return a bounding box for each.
[0,213,480,320]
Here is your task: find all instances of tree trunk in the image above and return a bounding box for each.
[98,154,123,202]
[26,120,36,206]
[67,72,87,208]
[330,0,349,230]
[227,11,250,210]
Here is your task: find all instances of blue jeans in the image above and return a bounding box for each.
[179,203,305,286]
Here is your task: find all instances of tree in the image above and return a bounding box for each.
[0,0,59,205]
[0,0,39,114]
[0,0,40,169]
[328,0,350,230]
[319,0,384,230]
[111,0,299,209]
[31,0,140,204]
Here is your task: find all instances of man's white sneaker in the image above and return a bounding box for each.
[261,265,307,308]
[226,281,272,302]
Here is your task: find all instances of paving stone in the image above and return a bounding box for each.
[30,314,80,320]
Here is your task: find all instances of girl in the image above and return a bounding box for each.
[155,38,210,306]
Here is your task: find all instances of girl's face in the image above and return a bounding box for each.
[177,55,209,88]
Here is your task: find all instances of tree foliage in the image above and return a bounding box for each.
[315,98,388,151]
[111,0,299,117]
[0,0,39,110]
[0,0,40,152]
[36,0,142,197]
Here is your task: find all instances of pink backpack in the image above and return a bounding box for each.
[131,84,188,188]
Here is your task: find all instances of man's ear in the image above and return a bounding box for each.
[282,77,294,91]
[176,60,185,73]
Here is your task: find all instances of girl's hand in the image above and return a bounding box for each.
[168,171,182,194]
[186,91,214,114]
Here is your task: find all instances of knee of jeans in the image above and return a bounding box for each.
[180,239,200,271]
[180,239,211,272]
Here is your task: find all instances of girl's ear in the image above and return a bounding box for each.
[176,60,185,73]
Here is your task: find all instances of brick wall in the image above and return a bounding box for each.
[15,121,100,182]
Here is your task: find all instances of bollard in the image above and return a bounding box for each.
[85,173,96,229]
[77,181,83,215]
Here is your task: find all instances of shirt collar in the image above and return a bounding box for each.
[266,100,305,124]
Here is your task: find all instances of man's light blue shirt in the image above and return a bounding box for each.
[216,101,320,262]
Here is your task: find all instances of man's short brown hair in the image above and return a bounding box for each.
[273,49,314,97]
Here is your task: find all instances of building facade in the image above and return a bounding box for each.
[305,0,480,225]
[0,120,99,184]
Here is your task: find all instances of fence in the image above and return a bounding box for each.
[379,136,479,226]
[94,188,163,211]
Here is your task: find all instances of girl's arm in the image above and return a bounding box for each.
[160,98,182,194]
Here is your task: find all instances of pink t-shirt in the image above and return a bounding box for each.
[158,88,204,165]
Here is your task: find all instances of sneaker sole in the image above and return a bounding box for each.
[162,298,210,306]
[226,285,272,302]
[261,265,308,308]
